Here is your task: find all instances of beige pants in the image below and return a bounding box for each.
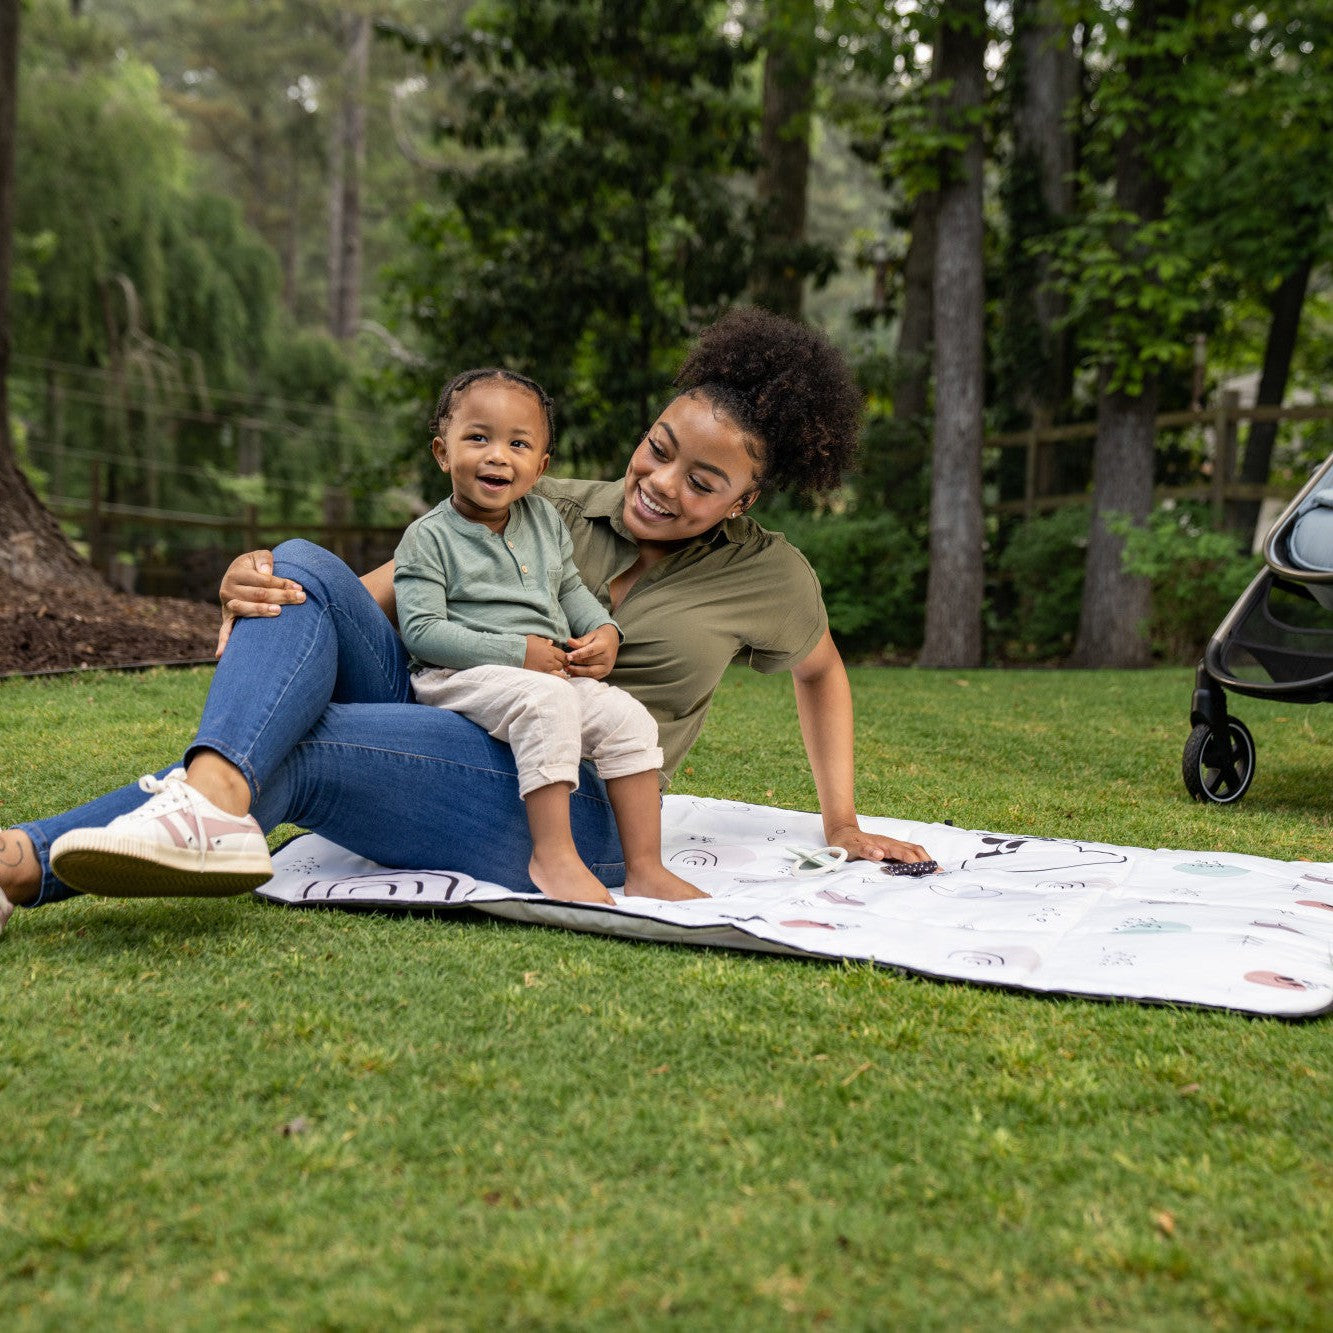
[410,665,663,798]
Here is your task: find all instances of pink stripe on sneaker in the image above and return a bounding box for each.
[156,813,194,849]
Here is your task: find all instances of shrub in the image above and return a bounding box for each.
[1108,507,1261,663]
[994,506,1088,660]
[761,508,927,659]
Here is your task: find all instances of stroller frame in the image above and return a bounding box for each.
[1185,456,1333,803]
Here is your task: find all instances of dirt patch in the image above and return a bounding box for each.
[0,586,221,676]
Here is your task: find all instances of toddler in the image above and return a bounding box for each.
[395,368,704,906]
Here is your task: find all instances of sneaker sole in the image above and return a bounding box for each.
[51,833,273,898]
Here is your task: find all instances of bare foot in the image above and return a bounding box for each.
[623,864,709,901]
[528,848,615,906]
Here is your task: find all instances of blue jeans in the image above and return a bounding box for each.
[18,540,624,907]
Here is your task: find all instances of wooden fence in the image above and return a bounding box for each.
[988,393,1333,521]
[35,395,1333,598]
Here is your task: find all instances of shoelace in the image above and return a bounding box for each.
[138,767,189,796]
[134,768,229,847]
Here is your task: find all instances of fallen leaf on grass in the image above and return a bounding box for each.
[1177,1082,1201,1096]
[1153,1209,1176,1238]
[523,971,539,987]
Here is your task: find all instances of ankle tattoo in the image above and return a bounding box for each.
[0,833,30,880]
[0,833,23,868]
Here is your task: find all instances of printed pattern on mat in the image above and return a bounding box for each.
[258,796,1333,1017]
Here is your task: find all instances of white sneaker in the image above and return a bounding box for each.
[50,769,273,897]
[0,888,13,936]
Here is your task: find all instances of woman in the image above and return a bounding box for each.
[0,308,929,928]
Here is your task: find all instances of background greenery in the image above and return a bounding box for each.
[3,665,1331,1328]
[7,2,1333,660]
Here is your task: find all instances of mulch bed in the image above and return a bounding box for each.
[0,587,221,676]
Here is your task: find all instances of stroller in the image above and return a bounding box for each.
[1185,454,1333,803]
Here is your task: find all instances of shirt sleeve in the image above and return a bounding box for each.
[744,539,829,674]
[394,522,528,670]
[554,520,620,641]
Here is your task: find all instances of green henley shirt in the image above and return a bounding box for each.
[394,494,616,672]
[537,477,829,784]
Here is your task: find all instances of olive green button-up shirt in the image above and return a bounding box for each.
[537,477,828,783]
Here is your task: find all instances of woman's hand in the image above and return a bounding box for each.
[523,635,570,675]
[216,550,306,657]
[825,823,932,866]
[564,624,620,680]
[791,631,935,865]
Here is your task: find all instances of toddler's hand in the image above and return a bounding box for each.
[523,635,569,674]
[564,624,619,679]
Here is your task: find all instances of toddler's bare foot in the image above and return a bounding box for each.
[528,849,615,906]
[623,865,709,901]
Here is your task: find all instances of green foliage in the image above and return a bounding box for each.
[381,0,756,472]
[14,2,282,385]
[756,505,926,657]
[995,505,1089,661]
[845,345,932,518]
[15,3,187,364]
[1108,507,1262,663]
[1045,208,1203,399]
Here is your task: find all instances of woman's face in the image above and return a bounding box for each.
[621,392,763,547]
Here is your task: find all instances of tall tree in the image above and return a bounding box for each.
[327,9,369,339]
[751,0,816,319]
[995,0,1080,432]
[1174,8,1333,538]
[384,0,755,471]
[0,0,101,591]
[1069,0,1191,668]
[1230,254,1315,536]
[918,4,988,668]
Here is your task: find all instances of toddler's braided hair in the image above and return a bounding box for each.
[673,307,861,496]
[429,368,556,452]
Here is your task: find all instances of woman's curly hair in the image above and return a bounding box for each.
[673,307,862,496]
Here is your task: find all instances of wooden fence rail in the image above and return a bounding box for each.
[37,395,1333,597]
[988,394,1333,521]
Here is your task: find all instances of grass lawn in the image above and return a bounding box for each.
[2,665,1331,1329]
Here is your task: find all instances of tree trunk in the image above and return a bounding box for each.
[0,0,102,593]
[328,12,370,341]
[1070,382,1157,667]
[1226,255,1313,538]
[918,6,987,668]
[282,138,302,313]
[1070,0,1185,668]
[751,0,815,320]
[893,188,937,425]
[1008,0,1078,426]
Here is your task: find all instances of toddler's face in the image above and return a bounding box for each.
[433,380,551,532]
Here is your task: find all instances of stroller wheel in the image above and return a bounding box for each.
[1182,719,1256,804]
